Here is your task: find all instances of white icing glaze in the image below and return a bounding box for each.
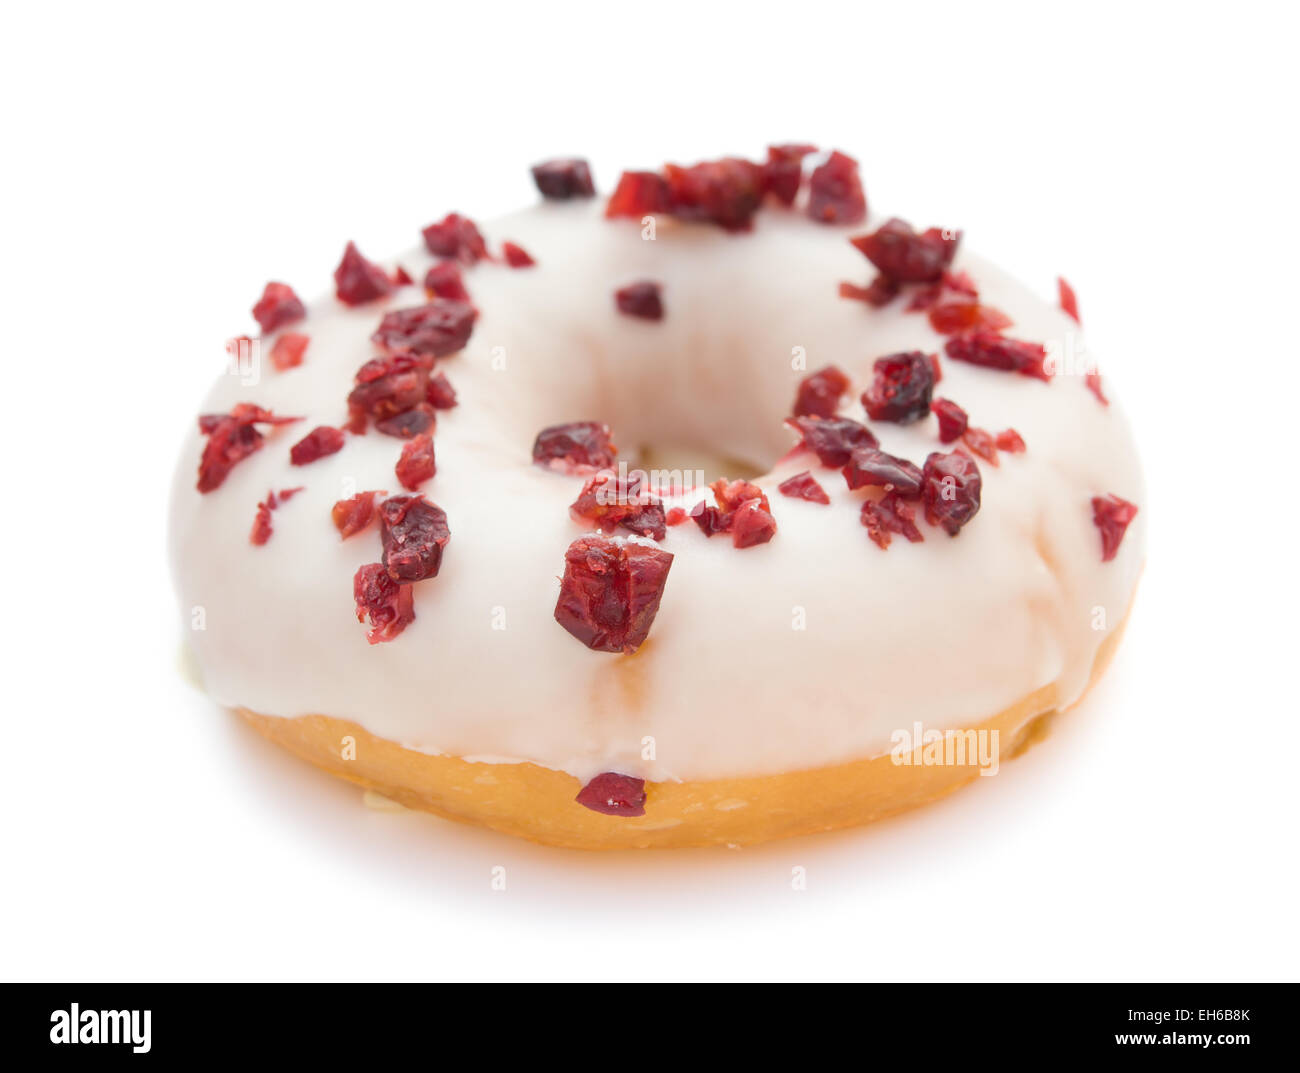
[168,195,1145,783]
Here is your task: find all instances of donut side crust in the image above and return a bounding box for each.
[236,607,1131,850]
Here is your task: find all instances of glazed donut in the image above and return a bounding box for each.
[169,148,1144,849]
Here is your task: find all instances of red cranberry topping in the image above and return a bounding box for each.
[851,218,959,283]
[570,470,667,541]
[928,300,1012,335]
[554,536,674,654]
[792,365,850,419]
[395,432,436,490]
[1058,276,1081,323]
[961,427,1000,467]
[843,447,924,495]
[945,330,1052,382]
[353,563,416,645]
[333,242,393,306]
[1085,371,1109,406]
[289,425,346,466]
[929,353,943,384]
[730,502,778,548]
[861,491,924,550]
[922,451,982,536]
[502,241,535,268]
[995,428,1026,453]
[392,265,414,286]
[907,270,980,312]
[347,353,432,433]
[532,157,596,200]
[331,490,384,539]
[422,213,489,264]
[1092,494,1138,562]
[689,480,777,548]
[371,300,477,360]
[252,282,305,334]
[932,398,969,443]
[665,506,688,526]
[790,416,878,467]
[250,502,274,546]
[664,158,767,232]
[807,150,866,224]
[575,772,647,817]
[605,171,672,219]
[690,500,729,536]
[532,421,617,474]
[778,471,830,505]
[840,275,901,308]
[379,495,450,582]
[421,262,468,303]
[615,280,664,321]
[426,372,458,409]
[712,478,770,515]
[375,403,436,439]
[862,351,935,424]
[196,405,299,493]
[764,143,817,206]
[269,332,309,371]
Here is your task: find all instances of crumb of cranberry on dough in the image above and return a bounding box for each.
[289,426,345,466]
[346,353,434,435]
[1085,370,1109,406]
[763,143,817,206]
[532,158,596,200]
[196,404,300,493]
[395,433,436,491]
[269,332,309,371]
[789,415,879,467]
[921,450,982,536]
[570,470,667,541]
[575,772,647,817]
[614,281,664,320]
[353,563,415,644]
[554,536,673,654]
[850,218,960,283]
[927,300,1013,335]
[1058,276,1081,323]
[839,275,900,308]
[861,351,935,424]
[861,491,924,550]
[251,282,305,334]
[379,495,450,582]
[777,471,830,505]
[502,241,535,268]
[1092,494,1138,562]
[426,372,458,410]
[375,403,435,439]
[532,421,617,474]
[249,487,304,547]
[842,447,924,496]
[333,242,393,306]
[422,213,489,264]
[605,170,673,219]
[807,150,866,224]
[371,301,477,360]
[792,365,850,419]
[961,427,1000,467]
[945,330,1051,382]
[690,479,777,548]
[331,491,386,539]
[664,157,768,231]
[995,429,1026,453]
[932,398,969,443]
[424,261,471,302]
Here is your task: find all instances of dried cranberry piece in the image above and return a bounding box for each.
[353,563,415,644]
[269,332,309,371]
[532,157,596,200]
[861,491,924,550]
[789,416,878,467]
[395,432,436,490]
[371,300,477,360]
[347,353,431,432]
[375,404,436,439]
[961,427,1000,466]
[502,241,535,267]
[689,480,777,549]
[712,479,770,514]
[1058,276,1081,323]
[1092,494,1138,562]
[730,502,778,548]
[614,280,664,320]
[862,351,935,424]
[689,500,729,535]
[665,506,688,527]
[792,365,850,419]
[807,150,866,224]
[250,498,274,546]
[907,270,980,311]
[575,772,647,816]
[777,471,830,505]
[532,421,617,474]
[842,447,924,495]
[331,490,384,539]
[932,398,968,443]
[764,143,817,205]
[423,261,471,302]
[554,536,673,654]
[851,219,960,283]
[570,471,667,541]
[392,265,414,286]
[196,405,299,493]
[333,242,393,306]
[379,495,450,582]
[605,171,672,219]
[945,331,1051,382]
[1085,371,1108,406]
[995,429,1026,453]
[422,213,489,264]
[928,300,1012,335]
[426,372,457,410]
[840,275,900,308]
[252,281,305,333]
[289,425,345,466]
[664,158,767,231]
[922,451,982,536]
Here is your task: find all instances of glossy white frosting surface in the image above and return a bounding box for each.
[169,195,1145,783]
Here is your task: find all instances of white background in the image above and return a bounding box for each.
[2,0,1297,982]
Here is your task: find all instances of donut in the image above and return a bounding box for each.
[169,147,1144,849]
